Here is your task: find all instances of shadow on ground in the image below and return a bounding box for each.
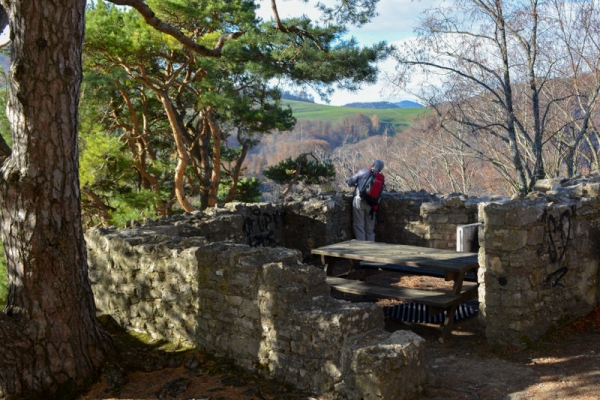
[81,268,600,400]
[79,315,309,400]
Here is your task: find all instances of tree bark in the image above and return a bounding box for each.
[0,1,110,397]
[159,92,195,212]
[206,110,222,208]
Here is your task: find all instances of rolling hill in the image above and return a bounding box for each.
[282,99,428,130]
[343,100,423,108]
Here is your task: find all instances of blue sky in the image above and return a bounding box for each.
[258,0,441,105]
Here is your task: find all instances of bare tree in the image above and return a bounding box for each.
[392,0,600,194]
[543,0,600,177]
[368,117,501,195]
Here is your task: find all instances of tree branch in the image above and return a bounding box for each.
[107,0,243,57]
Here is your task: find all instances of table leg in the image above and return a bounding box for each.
[439,303,460,342]
[451,271,466,294]
[321,255,336,276]
[322,256,360,277]
[439,271,468,341]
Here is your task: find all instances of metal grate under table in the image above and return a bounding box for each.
[383,302,477,324]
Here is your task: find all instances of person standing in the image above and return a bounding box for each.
[346,160,385,241]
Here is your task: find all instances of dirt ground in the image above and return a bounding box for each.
[80,269,600,400]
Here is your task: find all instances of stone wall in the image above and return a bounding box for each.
[280,194,353,257]
[376,191,481,249]
[84,191,484,398]
[478,179,600,347]
[85,177,600,395]
[86,223,427,400]
[219,192,482,260]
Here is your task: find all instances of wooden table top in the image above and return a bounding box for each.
[311,239,479,273]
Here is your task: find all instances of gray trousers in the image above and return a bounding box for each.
[352,195,376,241]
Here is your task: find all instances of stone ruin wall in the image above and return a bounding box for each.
[376,191,480,249]
[85,176,600,397]
[478,180,600,347]
[86,214,427,400]
[227,191,481,259]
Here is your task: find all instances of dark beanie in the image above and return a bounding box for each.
[372,159,384,172]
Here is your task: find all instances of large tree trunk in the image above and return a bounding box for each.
[0,1,110,397]
[206,110,222,208]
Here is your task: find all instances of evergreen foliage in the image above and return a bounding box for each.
[263,153,336,187]
[218,177,262,204]
[80,0,389,220]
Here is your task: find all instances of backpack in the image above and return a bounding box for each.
[359,170,385,211]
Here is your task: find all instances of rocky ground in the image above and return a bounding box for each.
[79,271,600,400]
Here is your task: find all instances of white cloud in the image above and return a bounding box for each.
[258,0,445,106]
[257,0,439,43]
[345,0,438,44]
[324,57,406,106]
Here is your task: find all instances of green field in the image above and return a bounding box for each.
[283,99,428,129]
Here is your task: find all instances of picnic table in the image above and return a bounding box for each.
[311,239,479,340]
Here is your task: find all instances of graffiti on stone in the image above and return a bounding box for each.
[242,209,282,247]
[542,209,572,288]
[544,267,568,288]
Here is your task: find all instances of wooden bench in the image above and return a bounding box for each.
[311,240,480,341]
[358,262,478,282]
[326,277,478,310]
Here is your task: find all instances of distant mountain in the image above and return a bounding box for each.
[343,100,422,109]
[395,100,423,108]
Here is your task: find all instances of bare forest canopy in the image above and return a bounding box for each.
[247,98,526,199]
[392,0,600,196]
[244,100,429,197]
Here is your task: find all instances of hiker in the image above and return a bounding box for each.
[346,159,385,241]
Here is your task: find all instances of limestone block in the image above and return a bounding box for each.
[447,213,471,224]
[423,213,449,223]
[480,202,507,226]
[229,336,262,358]
[342,330,427,400]
[557,183,585,198]
[441,196,465,208]
[534,178,564,192]
[93,293,110,312]
[578,197,600,216]
[527,268,546,288]
[109,294,130,312]
[420,201,443,215]
[493,228,529,251]
[511,205,540,227]
[232,247,301,270]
